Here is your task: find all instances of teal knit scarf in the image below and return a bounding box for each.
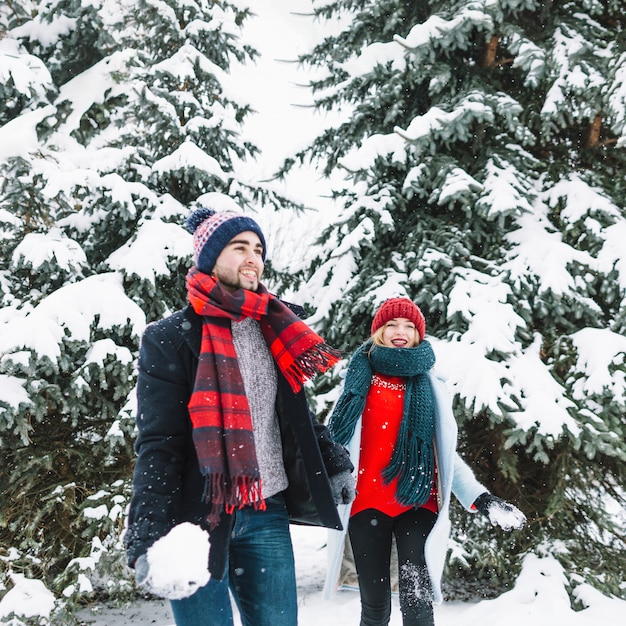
[329,340,437,506]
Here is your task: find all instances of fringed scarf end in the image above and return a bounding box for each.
[284,343,342,393]
[386,440,435,507]
[203,474,265,529]
[329,391,364,447]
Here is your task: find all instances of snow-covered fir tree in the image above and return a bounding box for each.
[0,0,293,609]
[279,0,626,601]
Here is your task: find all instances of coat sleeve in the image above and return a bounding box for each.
[451,452,488,511]
[429,371,487,512]
[124,319,192,567]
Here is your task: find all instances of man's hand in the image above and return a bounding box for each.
[134,552,209,600]
[134,553,151,588]
[329,470,356,504]
[133,523,211,600]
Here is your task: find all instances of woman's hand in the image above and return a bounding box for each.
[473,492,526,531]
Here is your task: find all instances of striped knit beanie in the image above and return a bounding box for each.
[185,207,266,274]
[371,297,426,341]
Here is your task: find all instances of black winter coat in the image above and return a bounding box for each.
[125,305,352,580]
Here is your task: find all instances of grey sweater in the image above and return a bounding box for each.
[232,317,289,499]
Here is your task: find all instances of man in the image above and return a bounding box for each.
[125,206,355,626]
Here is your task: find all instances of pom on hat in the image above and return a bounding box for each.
[185,207,267,274]
[370,297,426,341]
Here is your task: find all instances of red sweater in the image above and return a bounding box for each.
[351,373,438,518]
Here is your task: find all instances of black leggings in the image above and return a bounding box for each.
[348,508,437,626]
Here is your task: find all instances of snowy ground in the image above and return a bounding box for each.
[72,525,625,626]
[72,525,467,625]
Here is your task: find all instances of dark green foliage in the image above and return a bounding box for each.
[285,0,626,601]
[0,0,285,609]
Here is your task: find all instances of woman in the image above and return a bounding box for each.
[324,297,526,626]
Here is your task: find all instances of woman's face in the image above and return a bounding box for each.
[381,317,419,348]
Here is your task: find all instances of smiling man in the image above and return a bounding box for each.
[211,231,264,293]
[125,206,355,626]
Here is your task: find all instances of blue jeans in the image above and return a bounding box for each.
[170,493,297,626]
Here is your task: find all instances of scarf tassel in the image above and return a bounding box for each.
[329,391,366,446]
[383,436,434,506]
[204,473,266,529]
[284,344,342,393]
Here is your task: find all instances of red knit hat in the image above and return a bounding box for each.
[371,297,426,340]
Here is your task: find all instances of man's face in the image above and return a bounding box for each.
[211,231,265,293]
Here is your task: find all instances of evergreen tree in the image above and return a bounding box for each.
[0,0,291,609]
[280,0,626,600]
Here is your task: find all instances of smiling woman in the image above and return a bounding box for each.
[371,298,426,348]
[379,318,419,348]
[325,297,526,626]
[370,298,425,350]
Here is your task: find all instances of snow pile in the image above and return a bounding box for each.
[457,553,626,626]
[0,574,55,620]
[143,523,211,600]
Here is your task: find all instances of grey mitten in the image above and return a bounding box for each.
[329,470,356,504]
[474,492,526,531]
[134,553,151,589]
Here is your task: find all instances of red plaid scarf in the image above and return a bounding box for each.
[186,267,341,527]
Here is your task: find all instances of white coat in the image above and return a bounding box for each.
[324,371,487,604]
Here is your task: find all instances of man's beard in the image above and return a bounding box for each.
[216,271,258,293]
